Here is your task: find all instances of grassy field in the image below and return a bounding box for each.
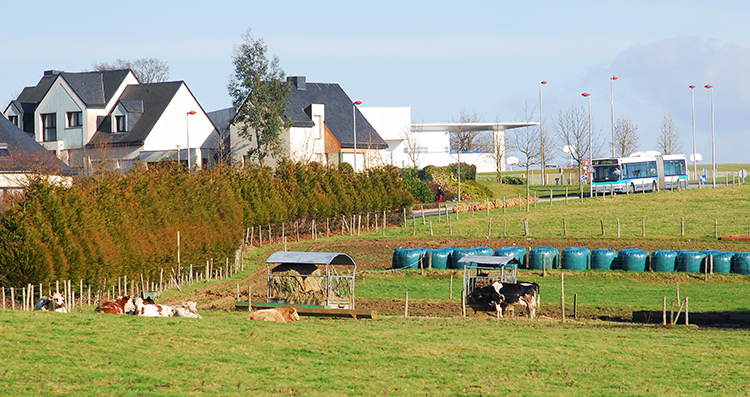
[3,308,750,396]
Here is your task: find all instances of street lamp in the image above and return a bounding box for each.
[352,100,362,173]
[582,92,592,195]
[690,85,697,184]
[610,76,618,157]
[705,85,715,187]
[539,80,547,185]
[186,110,197,169]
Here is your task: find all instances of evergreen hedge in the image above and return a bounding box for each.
[0,162,412,287]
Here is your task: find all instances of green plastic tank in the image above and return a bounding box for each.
[430,248,453,270]
[676,251,706,273]
[705,252,733,274]
[448,248,474,269]
[528,247,559,270]
[495,247,527,268]
[617,249,648,272]
[392,248,423,269]
[591,249,617,270]
[472,247,495,257]
[650,250,677,272]
[731,253,750,275]
[560,247,590,270]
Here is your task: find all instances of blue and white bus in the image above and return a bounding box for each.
[592,153,688,194]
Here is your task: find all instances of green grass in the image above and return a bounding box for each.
[3,308,750,396]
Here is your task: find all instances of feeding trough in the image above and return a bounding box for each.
[236,251,375,319]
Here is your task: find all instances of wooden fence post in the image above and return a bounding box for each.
[248,285,252,312]
[617,218,621,238]
[488,218,492,237]
[404,291,409,318]
[560,273,565,322]
[449,275,453,300]
[524,218,529,236]
[563,217,567,236]
[600,218,605,236]
[642,217,646,237]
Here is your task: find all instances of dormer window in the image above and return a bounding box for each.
[66,111,82,128]
[8,115,18,127]
[0,143,9,157]
[115,115,127,133]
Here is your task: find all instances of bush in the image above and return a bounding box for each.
[402,177,434,203]
[502,176,525,185]
[449,162,476,181]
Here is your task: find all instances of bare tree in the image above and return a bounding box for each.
[487,122,506,183]
[555,104,603,189]
[93,58,170,83]
[656,111,683,155]
[510,104,540,184]
[400,123,424,169]
[449,110,481,152]
[613,116,640,157]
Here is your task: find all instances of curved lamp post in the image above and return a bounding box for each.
[539,80,547,185]
[705,85,715,187]
[582,92,592,195]
[690,85,697,184]
[610,76,618,157]
[186,110,197,169]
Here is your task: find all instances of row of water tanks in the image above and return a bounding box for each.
[392,246,750,274]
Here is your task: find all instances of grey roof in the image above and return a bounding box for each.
[265,251,357,267]
[119,99,143,114]
[284,78,387,150]
[207,107,235,132]
[87,81,184,147]
[0,115,76,175]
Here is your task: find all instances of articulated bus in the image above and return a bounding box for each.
[592,153,688,194]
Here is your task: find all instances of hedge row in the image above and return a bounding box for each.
[0,162,413,287]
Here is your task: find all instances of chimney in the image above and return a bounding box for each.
[287,76,306,91]
[44,70,62,76]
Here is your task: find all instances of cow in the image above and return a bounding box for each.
[246,307,300,323]
[95,296,136,314]
[133,297,174,317]
[173,301,202,319]
[471,281,539,318]
[33,292,68,313]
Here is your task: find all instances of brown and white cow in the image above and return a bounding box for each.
[33,292,68,313]
[173,301,202,319]
[95,296,136,314]
[246,307,300,323]
[133,297,174,317]
[470,281,539,318]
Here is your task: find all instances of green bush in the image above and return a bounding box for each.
[402,177,434,203]
[502,176,525,185]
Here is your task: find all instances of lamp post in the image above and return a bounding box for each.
[690,85,697,184]
[705,85,715,187]
[582,92,592,195]
[186,110,197,169]
[352,100,362,172]
[610,76,617,157]
[539,80,547,185]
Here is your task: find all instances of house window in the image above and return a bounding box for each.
[115,115,127,133]
[41,113,57,141]
[66,111,82,128]
[0,144,9,157]
[8,115,18,127]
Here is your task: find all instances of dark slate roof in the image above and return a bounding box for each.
[61,69,131,108]
[87,81,184,147]
[284,79,387,150]
[0,115,76,175]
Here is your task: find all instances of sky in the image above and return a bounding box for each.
[2,1,749,164]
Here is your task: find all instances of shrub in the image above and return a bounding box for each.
[502,176,525,185]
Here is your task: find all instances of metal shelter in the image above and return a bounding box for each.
[460,255,520,313]
[265,251,357,310]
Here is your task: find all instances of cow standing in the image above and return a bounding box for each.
[471,281,539,318]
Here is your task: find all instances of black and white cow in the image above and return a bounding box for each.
[33,292,68,313]
[470,281,539,318]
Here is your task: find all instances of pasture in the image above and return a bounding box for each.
[4,179,750,396]
[3,307,750,396]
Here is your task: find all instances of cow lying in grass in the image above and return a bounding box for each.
[133,297,174,317]
[471,281,539,318]
[33,292,67,313]
[246,307,300,323]
[173,301,202,319]
[95,296,136,314]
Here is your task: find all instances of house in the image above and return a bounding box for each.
[0,113,76,192]
[4,69,219,171]
[228,76,388,169]
[359,106,536,173]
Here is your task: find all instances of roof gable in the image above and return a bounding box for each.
[284,78,387,150]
